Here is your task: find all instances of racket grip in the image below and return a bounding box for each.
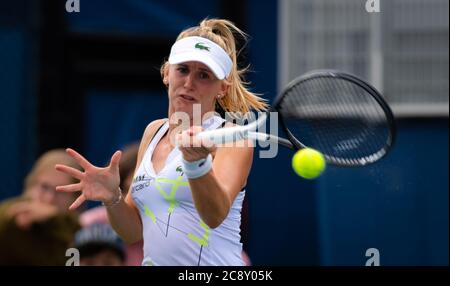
[196,128,248,145]
[196,115,264,145]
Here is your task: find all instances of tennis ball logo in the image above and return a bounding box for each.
[292,148,326,179]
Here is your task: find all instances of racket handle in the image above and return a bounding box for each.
[197,127,249,144]
[196,113,266,145]
[197,130,295,149]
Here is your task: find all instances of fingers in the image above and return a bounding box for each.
[199,136,216,150]
[56,183,82,193]
[66,148,92,170]
[190,126,215,148]
[15,213,33,230]
[177,128,204,148]
[188,126,203,136]
[176,132,190,147]
[69,194,86,211]
[8,201,58,228]
[4,202,33,229]
[175,126,217,162]
[6,201,31,218]
[109,150,122,169]
[55,164,84,180]
[178,129,216,150]
[179,139,214,162]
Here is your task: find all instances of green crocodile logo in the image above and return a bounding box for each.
[176,166,184,176]
[195,42,210,51]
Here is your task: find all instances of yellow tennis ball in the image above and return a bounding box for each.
[292,148,326,179]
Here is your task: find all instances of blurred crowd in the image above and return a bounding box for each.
[0,144,251,266]
[0,144,141,266]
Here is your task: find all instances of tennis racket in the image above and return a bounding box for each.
[197,69,396,166]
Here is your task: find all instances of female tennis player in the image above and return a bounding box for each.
[55,18,267,266]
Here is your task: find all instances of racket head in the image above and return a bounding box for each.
[272,70,396,166]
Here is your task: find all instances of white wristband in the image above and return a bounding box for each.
[182,154,213,179]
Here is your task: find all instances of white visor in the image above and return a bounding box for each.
[168,36,233,80]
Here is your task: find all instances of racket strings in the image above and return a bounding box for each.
[333,78,386,161]
[279,76,391,165]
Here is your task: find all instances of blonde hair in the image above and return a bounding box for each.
[161,18,268,114]
[24,149,81,190]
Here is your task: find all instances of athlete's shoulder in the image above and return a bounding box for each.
[144,119,168,133]
[142,119,168,138]
[136,119,168,158]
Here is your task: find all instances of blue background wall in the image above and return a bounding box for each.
[0,0,38,200]
[0,0,447,266]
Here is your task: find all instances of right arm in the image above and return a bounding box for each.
[55,119,166,244]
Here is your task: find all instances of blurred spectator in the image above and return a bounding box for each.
[74,223,125,266]
[0,149,82,265]
[79,143,143,266]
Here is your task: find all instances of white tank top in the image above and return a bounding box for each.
[131,116,245,266]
